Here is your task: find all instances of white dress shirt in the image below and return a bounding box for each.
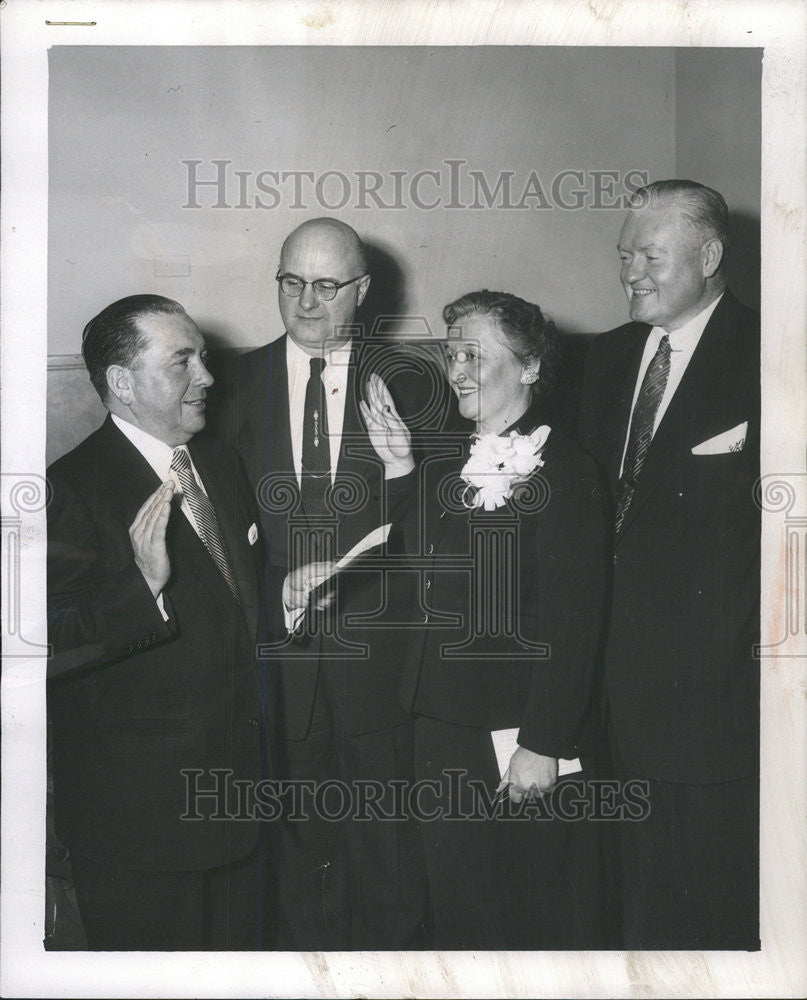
[282,334,409,629]
[619,293,724,477]
[111,413,210,618]
[285,335,352,485]
[282,337,352,629]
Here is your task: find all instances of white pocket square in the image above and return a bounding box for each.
[248,523,258,545]
[691,421,747,455]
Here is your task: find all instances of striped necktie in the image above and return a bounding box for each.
[615,334,671,534]
[170,447,240,601]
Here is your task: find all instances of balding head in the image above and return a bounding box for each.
[277,218,371,353]
[280,218,369,275]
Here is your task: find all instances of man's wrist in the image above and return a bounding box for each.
[384,456,415,480]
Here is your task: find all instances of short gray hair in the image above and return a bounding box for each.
[628,179,729,249]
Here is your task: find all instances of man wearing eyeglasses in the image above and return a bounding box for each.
[222,217,441,950]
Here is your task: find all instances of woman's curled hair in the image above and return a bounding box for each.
[442,289,560,398]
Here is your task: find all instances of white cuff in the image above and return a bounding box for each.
[284,603,306,634]
[384,457,415,480]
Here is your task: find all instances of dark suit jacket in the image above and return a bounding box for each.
[399,405,609,761]
[579,290,760,783]
[220,334,455,740]
[47,416,265,870]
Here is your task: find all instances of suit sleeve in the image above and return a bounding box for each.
[47,474,175,679]
[516,452,608,758]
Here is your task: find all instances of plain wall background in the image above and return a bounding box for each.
[675,48,761,307]
[47,46,761,462]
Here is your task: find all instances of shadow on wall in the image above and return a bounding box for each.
[361,242,411,339]
[727,210,760,314]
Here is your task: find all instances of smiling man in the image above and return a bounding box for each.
[579,180,760,949]
[47,294,266,949]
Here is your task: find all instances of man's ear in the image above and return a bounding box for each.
[356,274,371,308]
[106,365,134,405]
[701,237,724,278]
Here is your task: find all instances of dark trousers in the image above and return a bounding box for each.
[270,674,429,950]
[414,715,616,950]
[611,747,759,950]
[70,843,265,950]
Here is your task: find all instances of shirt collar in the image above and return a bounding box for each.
[110,412,179,482]
[651,291,724,352]
[285,333,353,373]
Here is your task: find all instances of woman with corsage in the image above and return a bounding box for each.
[360,290,613,949]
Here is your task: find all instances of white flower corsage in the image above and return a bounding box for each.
[460,426,551,511]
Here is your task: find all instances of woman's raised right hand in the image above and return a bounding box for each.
[359,373,414,476]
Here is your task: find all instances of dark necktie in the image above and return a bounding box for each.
[300,356,331,515]
[615,334,671,534]
[170,447,240,601]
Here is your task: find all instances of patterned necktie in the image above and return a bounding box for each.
[615,334,672,534]
[170,447,240,601]
[300,356,331,515]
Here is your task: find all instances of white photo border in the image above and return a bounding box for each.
[2,1,805,997]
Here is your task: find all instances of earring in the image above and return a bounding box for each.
[520,363,540,385]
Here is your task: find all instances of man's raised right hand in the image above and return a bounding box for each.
[129,481,175,597]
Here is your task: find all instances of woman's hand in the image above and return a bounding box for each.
[282,561,337,613]
[503,747,558,803]
[359,373,414,478]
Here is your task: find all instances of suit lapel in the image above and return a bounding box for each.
[98,418,233,608]
[616,295,733,541]
[601,327,649,497]
[328,347,386,553]
[189,437,259,639]
[267,336,295,488]
[336,347,366,476]
[236,338,297,507]
[244,337,298,568]
[96,416,164,521]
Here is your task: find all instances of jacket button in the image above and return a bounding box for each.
[423,614,430,624]
[248,717,260,727]
[426,543,434,555]
[425,579,431,589]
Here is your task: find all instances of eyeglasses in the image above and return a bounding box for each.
[276,271,367,302]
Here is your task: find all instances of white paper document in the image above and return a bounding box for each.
[335,522,391,572]
[284,523,392,633]
[491,728,582,779]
